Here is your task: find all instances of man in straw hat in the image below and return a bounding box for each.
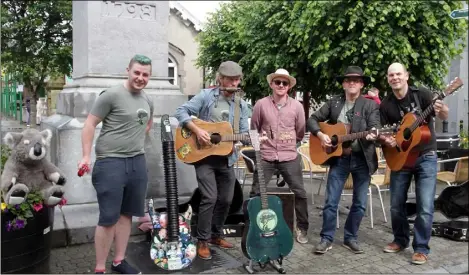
[250,68,310,244]
[307,65,381,254]
[175,61,250,260]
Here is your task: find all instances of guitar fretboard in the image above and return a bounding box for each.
[254,150,270,210]
[338,130,371,143]
[221,134,250,142]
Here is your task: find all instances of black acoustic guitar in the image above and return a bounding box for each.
[407,181,468,242]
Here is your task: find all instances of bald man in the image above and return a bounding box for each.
[379,63,449,265]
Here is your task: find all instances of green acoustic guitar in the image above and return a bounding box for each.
[241,130,293,274]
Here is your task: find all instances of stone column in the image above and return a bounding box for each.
[42,1,196,246]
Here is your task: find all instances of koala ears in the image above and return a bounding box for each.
[40,129,52,146]
[3,132,23,149]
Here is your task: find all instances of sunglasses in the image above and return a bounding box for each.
[273,80,289,86]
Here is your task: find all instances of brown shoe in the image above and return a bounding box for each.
[209,237,234,249]
[197,240,212,260]
[383,242,408,253]
[411,253,428,265]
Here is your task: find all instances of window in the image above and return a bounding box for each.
[168,56,177,85]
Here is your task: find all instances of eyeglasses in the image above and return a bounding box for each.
[273,80,289,86]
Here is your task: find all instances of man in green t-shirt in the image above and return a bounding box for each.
[78,54,154,274]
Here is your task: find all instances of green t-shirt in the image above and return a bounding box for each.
[210,93,231,122]
[90,84,154,159]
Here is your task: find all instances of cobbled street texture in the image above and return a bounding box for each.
[50,178,468,274]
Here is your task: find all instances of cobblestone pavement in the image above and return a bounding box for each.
[50,179,468,274]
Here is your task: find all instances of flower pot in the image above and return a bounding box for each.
[1,205,54,274]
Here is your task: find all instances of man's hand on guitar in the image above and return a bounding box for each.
[196,128,212,146]
[318,132,332,147]
[433,99,445,116]
[382,136,397,148]
[365,128,378,141]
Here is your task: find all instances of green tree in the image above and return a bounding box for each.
[1,1,72,127]
[196,0,468,117]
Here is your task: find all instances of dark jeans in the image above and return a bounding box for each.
[250,155,309,231]
[390,151,437,255]
[194,156,236,241]
[320,152,370,243]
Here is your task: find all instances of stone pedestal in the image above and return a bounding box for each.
[42,1,196,246]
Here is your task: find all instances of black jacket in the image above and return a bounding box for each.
[306,95,381,175]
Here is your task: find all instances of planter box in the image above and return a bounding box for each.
[1,206,54,274]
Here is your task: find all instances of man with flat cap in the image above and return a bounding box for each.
[175,61,250,260]
[307,66,381,255]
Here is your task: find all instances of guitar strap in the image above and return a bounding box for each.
[233,95,241,134]
[398,89,422,119]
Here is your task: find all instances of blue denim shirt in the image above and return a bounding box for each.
[174,87,250,167]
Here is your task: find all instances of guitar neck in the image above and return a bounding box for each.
[338,130,371,143]
[254,150,269,210]
[410,104,436,132]
[221,133,249,142]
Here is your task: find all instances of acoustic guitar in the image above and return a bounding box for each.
[309,123,397,165]
[148,114,196,271]
[383,77,463,171]
[175,118,249,163]
[241,129,292,273]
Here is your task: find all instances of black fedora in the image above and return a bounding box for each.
[336,66,371,86]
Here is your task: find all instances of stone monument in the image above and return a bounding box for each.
[41,1,197,247]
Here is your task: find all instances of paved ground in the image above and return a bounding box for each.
[49,176,469,274]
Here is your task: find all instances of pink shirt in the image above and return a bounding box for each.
[250,96,305,162]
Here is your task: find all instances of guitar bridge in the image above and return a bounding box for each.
[260,231,278,238]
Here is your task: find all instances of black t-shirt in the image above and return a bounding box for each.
[380,86,436,155]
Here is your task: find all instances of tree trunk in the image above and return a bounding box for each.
[29,98,38,128]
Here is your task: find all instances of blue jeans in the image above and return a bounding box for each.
[320,153,370,243]
[389,151,437,255]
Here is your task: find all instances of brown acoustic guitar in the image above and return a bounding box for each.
[309,122,397,165]
[383,77,463,171]
[174,118,249,164]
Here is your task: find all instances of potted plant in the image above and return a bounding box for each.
[1,143,66,273]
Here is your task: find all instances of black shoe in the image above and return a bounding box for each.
[343,240,364,254]
[314,240,332,254]
[111,259,141,274]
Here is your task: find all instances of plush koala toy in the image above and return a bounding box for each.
[1,128,66,206]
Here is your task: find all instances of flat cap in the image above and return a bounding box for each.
[217,61,243,77]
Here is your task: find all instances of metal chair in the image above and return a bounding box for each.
[437,156,469,186]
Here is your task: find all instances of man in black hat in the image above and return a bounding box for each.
[175,61,250,260]
[307,66,381,254]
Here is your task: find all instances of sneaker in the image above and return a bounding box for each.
[296,229,308,244]
[411,253,428,265]
[383,242,408,253]
[111,259,141,274]
[314,240,332,254]
[197,240,212,260]
[343,240,364,254]
[209,237,234,248]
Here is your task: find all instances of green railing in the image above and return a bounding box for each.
[1,73,23,122]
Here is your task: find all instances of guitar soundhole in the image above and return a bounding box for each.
[403,128,412,140]
[210,133,222,144]
[330,135,339,146]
